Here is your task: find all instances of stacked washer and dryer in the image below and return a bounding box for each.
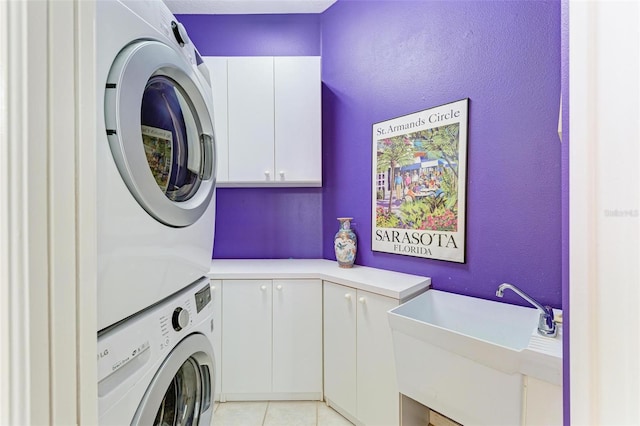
[96,1,218,424]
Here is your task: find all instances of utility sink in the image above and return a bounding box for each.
[388,289,562,425]
[389,289,542,374]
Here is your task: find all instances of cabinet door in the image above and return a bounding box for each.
[323,281,357,417]
[272,279,322,394]
[202,57,229,183]
[356,290,400,426]
[274,57,321,184]
[210,279,222,401]
[523,376,562,425]
[221,280,272,395]
[227,57,275,182]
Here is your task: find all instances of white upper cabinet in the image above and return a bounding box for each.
[205,56,322,187]
[202,57,229,183]
[274,57,322,184]
[227,57,276,183]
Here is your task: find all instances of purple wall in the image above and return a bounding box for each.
[321,0,562,308]
[560,0,570,423]
[180,1,563,308]
[213,188,323,259]
[177,14,321,56]
[184,3,566,416]
[177,14,325,259]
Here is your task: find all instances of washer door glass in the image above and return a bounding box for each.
[153,358,201,426]
[105,40,216,228]
[132,334,215,426]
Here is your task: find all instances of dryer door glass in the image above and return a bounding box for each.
[141,76,202,203]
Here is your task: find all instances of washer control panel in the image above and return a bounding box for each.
[159,295,193,349]
[172,307,190,331]
[195,284,211,313]
[97,279,212,389]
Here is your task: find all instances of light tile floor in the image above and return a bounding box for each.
[212,401,353,426]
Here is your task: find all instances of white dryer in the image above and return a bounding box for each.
[98,277,216,425]
[97,0,217,330]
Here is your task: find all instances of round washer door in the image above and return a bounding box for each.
[105,40,216,228]
[132,333,215,426]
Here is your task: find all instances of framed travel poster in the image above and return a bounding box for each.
[372,99,468,263]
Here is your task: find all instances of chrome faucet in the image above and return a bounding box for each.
[496,283,557,338]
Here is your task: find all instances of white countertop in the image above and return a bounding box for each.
[521,325,563,386]
[209,259,431,301]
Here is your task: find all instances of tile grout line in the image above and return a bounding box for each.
[213,400,355,426]
[261,401,269,426]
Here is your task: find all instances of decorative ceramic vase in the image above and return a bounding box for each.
[334,217,357,268]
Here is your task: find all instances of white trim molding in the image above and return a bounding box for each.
[570,1,640,424]
[0,0,97,424]
[75,0,98,423]
[1,1,51,424]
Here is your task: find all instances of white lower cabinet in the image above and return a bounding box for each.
[523,376,562,426]
[356,287,401,426]
[221,279,322,400]
[272,280,323,394]
[324,281,400,426]
[222,279,272,397]
[323,281,357,419]
[397,375,563,426]
[210,280,222,402]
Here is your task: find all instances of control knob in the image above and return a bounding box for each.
[170,21,189,47]
[172,307,189,331]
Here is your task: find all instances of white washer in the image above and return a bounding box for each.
[98,277,216,425]
[97,0,217,330]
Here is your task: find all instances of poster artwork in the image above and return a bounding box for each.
[372,99,468,263]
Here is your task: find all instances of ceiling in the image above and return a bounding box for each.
[163,0,338,14]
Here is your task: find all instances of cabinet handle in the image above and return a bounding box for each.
[276,284,283,290]
[260,285,267,291]
[358,297,366,304]
[211,285,216,290]
[264,170,270,175]
[279,170,285,176]
[344,293,351,300]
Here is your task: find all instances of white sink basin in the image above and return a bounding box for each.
[389,289,540,373]
[394,289,539,349]
[388,289,562,425]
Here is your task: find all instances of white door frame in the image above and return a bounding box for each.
[0,1,97,424]
[2,1,639,425]
[570,1,640,424]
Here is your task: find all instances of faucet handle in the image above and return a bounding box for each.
[538,306,557,337]
[544,306,555,328]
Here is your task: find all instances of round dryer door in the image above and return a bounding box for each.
[132,333,215,426]
[105,40,216,228]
